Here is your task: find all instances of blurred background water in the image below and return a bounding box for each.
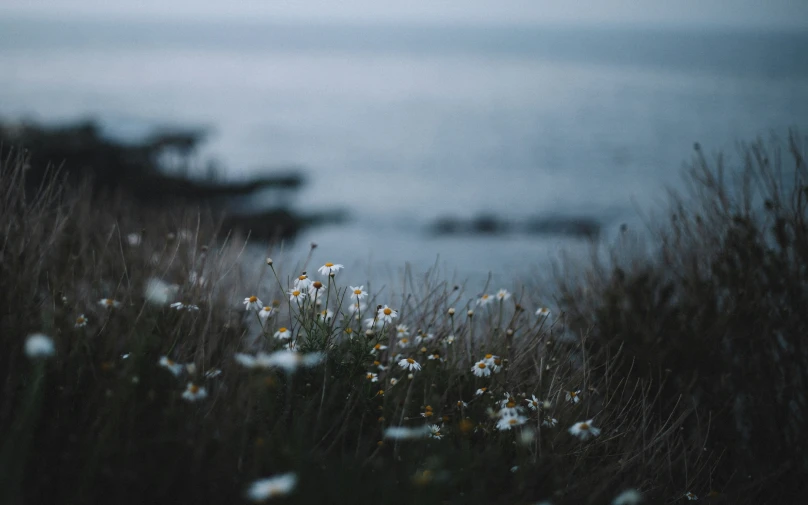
[1,12,807,287]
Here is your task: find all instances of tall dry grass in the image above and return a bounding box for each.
[1,133,804,504]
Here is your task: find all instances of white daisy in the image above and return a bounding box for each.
[274,327,292,340]
[568,419,601,440]
[397,358,421,372]
[427,352,442,361]
[389,378,399,386]
[471,360,491,377]
[170,302,199,311]
[500,393,519,409]
[496,289,511,301]
[317,309,334,322]
[234,353,258,369]
[349,286,367,301]
[536,307,550,317]
[395,324,410,337]
[262,351,325,373]
[684,492,698,501]
[396,337,411,349]
[383,425,430,440]
[293,273,312,290]
[377,305,398,324]
[258,306,274,322]
[287,289,306,304]
[612,489,642,505]
[74,314,88,328]
[126,232,142,246]
[318,262,344,276]
[98,298,121,309]
[364,317,383,330]
[243,296,263,311]
[499,407,521,418]
[365,372,378,382]
[349,302,366,315]
[245,473,298,502]
[542,417,558,428]
[24,333,55,359]
[370,343,388,355]
[443,335,456,345]
[181,382,208,402]
[159,356,184,377]
[428,424,443,439]
[497,415,528,431]
[526,395,541,411]
[476,294,493,307]
[566,390,581,403]
[475,388,487,396]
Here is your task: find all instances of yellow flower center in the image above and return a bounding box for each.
[279,327,287,333]
[425,405,433,411]
[77,317,85,323]
[420,347,427,353]
[262,307,271,312]
[313,281,322,289]
[433,354,439,359]
[373,361,381,366]
[374,344,382,350]
[579,423,589,430]
[506,401,516,408]
[248,296,257,303]
[345,328,353,334]
[189,384,199,394]
[299,275,307,280]
[166,359,175,366]
[494,358,502,365]
[477,363,487,369]
[407,358,415,364]
[366,373,373,379]
[482,294,489,299]
[424,411,433,417]
[383,308,392,315]
[480,387,487,392]
[325,262,333,267]
[354,289,362,295]
[570,391,578,398]
[400,338,409,344]
[105,299,113,306]
[292,290,300,297]
[508,418,518,425]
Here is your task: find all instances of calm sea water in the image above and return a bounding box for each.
[2,18,807,288]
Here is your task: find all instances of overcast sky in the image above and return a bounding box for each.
[2,0,808,29]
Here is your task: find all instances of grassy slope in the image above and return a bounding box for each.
[0,133,805,504]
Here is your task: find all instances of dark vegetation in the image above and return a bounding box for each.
[0,119,345,241]
[0,131,805,504]
[554,133,808,502]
